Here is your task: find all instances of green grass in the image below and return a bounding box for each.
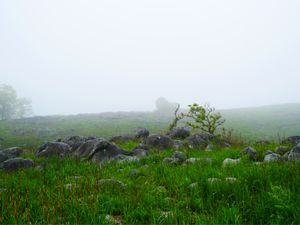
[0,103,300,224]
[1,103,300,149]
[1,147,300,224]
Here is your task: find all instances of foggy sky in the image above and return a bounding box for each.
[1,0,300,115]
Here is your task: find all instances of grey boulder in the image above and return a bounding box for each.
[169,127,190,139]
[187,133,213,149]
[63,136,87,151]
[74,138,130,164]
[0,158,34,171]
[287,142,300,161]
[282,136,300,145]
[144,134,174,150]
[242,146,257,160]
[264,152,282,162]
[135,128,150,139]
[36,142,71,158]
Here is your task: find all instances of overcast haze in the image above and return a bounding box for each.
[1,0,299,115]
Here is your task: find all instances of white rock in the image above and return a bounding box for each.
[222,158,241,167]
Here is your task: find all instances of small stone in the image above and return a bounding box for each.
[64,183,77,190]
[242,147,257,160]
[264,153,281,162]
[185,158,201,164]
[222,158,241,168]
[189,182,199,189]
[160,211,173,218]
[172,151,187,162]
[225,177,237,184]
[207,178,221,184]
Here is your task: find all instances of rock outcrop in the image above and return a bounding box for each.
[0,158,34,171]
[144,134,174,150]
[169,127,190,139]
[36,142,71,158]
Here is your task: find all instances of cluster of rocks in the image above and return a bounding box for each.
[221,141,300,168]
[1,127,300,172]
[0,147,34,171]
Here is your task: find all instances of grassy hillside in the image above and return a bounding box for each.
[221,103,300,140]
[0,103,299,149]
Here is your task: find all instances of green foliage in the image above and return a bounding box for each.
[185,103,225,135]
[0,84,32,121]
[0,148,299,224]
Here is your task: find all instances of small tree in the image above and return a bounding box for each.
[0,84,32,120]
[168,104,185,131]
[185,103,225,135]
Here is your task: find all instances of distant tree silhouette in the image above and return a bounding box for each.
[0,84,32,120]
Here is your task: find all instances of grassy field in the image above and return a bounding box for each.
[0,103,300,149]
[0,103,300,224]
[1,144,300,224]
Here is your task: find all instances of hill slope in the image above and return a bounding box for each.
[0,103,299,148]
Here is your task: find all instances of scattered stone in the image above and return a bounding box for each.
[63,136,87,151]
[102,214,122,225]
[242,146,257,160]
[185,157,212,165]
[0,152,9,163]
[173,140,184,150]
[282,136,300,145]
[163,157,180,165]
[173,151,187,162]
[275,146,289,155]
[131,148,148,157]
[187,133,213,149]
[189,182,199,189]
[169,126,190,139]
[225,177,237,184]
[265,150,274,155]
[74,139,130,164]
[185,157,201,164]
[264,152,282,162]
[160,211,173,218]
[144,134,174,150]
[36,142,71,158]
[115,155,139,164]
[207,178,222,184]
[69,176,83,180]
[64,183,78,190]
[1,147,23,158]
[97,179,126,188]
[135,127,149,139]
[287,142,300,161]
[0,158,34,171]
[222,158,241,167]
[163,151,186,165]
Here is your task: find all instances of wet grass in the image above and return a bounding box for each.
[1,147,300,224]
